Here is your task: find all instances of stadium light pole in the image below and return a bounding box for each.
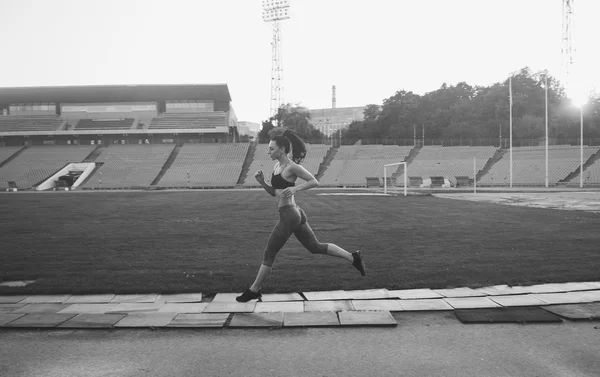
[509,76,513,188]
[571,96,586,188]
[263,0,290,119]
[545,75,549,188]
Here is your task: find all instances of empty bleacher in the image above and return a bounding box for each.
[243,144,331,187]
[75,118,135,130]
[0,147,22,165]
[397,146,497,185]
[319,145,413,187]
[80,144,175,188]
[479,145,600,186]
[157,143,249,187]
[0,145,95,189]
[148,112,226,129]
[0,115,63,132]
[578,158,600,185]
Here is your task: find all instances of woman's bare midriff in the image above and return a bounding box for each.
[275,188,296,208]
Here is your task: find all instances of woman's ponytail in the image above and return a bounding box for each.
[283,129,307,164]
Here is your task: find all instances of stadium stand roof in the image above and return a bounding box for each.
[0,84,232,104]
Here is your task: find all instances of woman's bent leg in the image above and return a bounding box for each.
[293,208,353,262]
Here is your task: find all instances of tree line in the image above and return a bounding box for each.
[257,67,600,145]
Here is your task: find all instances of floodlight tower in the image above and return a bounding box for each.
[562,0,575,93]
[263,0,290,119]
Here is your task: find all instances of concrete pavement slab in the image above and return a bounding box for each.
[579,290,600,302]
[541,303,600,320]
[304,300,354,312]
[58,304,120,314]
[20,295,71,304]
[58,314,126,328]
[399,299,454,311]
[109,294,159,303]
[211,293,240,302]
[229,313,284,328]
[0,296,27,304]
[283,312,340,327]
[13,304,70,314]
[167,313,229,328]
[444,297,501,309]
[157,303,208,313]
[203,302,256,313]
[254,302,304,313]
[0,304,26,313]
[531,292,595,305]
[106,303,164,313]
[260,293,304,302]
[156,293,203,303]
[63,294,116,304]
[0,313,26,326]
[488,294,550,307]
[433,287,487,298]
[302,290,352,301]
[388,289,443,299]
[338,311,397,326]
[455,307,563,324]
[344,289,390,300]
[5,313,76,327]
[351,299,404,312]
[113,313,177,327]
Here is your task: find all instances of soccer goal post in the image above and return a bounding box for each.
[384,162,407,196]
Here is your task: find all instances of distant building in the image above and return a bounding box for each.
[310,106,364,136]
[237,121,260,138]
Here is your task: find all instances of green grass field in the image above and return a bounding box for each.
[1,190,599,296]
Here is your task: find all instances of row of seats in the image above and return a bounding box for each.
[319,146,412,186]
[396,146,497,185]
[148,112,226,129]
[479,146,599,185]
[74,118,135,130]
[0,115,63,132]
[80,145,175,188]
[0,146,94,189]
[2,144,599,189]
[157,144,249,187]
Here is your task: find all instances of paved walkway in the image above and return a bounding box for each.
[1,282,600,329]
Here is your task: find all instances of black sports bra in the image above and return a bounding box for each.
[271,172,295,189]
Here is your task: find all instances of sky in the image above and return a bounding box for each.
[0,0,598,123]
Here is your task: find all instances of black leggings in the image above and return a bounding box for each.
[262,204,329,267]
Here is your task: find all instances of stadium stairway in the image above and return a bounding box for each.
[151,144,182,186]
[561,148,600,185]
[476,149,506,183]
[236,143,257,186]
[82,145,105,162]
[394,146,420,182]
[316,146,338,180]
[0,146,27,168]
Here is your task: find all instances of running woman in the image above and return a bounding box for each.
[236,129,366,303]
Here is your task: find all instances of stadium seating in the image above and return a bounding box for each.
[157,143,249,187]
[0,115,63,132]
[80,144,175,188]
[319,145,413,186]
[397,146,497,185]
[0,145,95,189]
[243,143,331,187]
[74,118,135,130]
[478,145,600,186]
[581,158,600,185]
[0,146,22,165]
[148,112,226,129]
